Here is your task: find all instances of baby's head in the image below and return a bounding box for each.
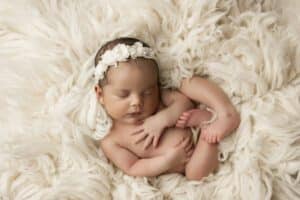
[94,37,160,125]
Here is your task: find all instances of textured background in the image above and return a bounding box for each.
[0,0,299,199]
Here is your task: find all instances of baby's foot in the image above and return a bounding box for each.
[201,112,240,143]
[176,108,213,128]
[200,126,218,144]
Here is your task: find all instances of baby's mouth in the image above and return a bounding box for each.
[127,112,142,117]
[126,112,145,124]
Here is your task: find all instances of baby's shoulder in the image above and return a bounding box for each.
[160,88,174,100]
[99,133,119,150]
[160,88,174,94]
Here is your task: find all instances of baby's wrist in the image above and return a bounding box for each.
[151,113,169,131]
[160,112,174,128]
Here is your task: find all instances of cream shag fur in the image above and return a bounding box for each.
[0,0,300,199]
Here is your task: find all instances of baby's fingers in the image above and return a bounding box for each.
[131,127,144,135]
[185,152,193,163]
[179,136,191,148]
[134,132,148,144]
[185,142,194,153]
[153,135,160,148]
[176,120,186,128]
[186,148,194,157]
[143,136,153,150]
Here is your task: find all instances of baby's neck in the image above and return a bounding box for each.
[111,120,141,131]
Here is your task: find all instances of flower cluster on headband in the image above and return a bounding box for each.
[94,42,156,82]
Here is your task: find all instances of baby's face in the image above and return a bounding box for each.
[95,58,160,125]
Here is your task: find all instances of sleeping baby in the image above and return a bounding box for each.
[94,37,240,180]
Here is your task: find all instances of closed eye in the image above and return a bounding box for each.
[143,90,152,95]
[118,94,129,98]
[115,90,130,98]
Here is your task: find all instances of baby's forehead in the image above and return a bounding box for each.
[105,59,159,88]
[108,58,158,76]
[125,58,158,69]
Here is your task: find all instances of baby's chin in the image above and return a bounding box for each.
[121,114,151,125]
[117,118,143,126]
[127,117,145,125]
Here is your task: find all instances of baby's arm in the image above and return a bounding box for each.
[133,89,194,149]
[158,89,194,128]
[100,137,192,177]
[101,140,169,176]
[180,77,237,116]
[179,77,240,142]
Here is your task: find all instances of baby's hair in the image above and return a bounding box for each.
[94,37,159,86]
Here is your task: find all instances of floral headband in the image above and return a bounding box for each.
[94,42,156,82]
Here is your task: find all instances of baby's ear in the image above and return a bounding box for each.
[94,85,104,104]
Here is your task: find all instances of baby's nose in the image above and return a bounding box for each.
[130,94,143,108]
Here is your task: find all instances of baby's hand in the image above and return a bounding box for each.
[165,136,194,167]
[131,115,167,149]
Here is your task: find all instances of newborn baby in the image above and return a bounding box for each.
[95,37,240,180]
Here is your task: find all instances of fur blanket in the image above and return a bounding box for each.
[0,0,299,199]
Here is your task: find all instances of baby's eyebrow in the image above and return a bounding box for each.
[114,84,157,92]
[144,83,157,90]
[116,89,129,93]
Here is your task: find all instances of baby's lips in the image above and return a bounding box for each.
[128,111,141,115]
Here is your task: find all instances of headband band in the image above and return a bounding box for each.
[94,42,156,82]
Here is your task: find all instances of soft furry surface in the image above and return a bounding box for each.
[1,0,300,199]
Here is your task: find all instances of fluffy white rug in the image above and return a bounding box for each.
[1,0,300,199]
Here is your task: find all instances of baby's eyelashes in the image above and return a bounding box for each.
[115,90,130,98]
[117,93,129,98]
[115,89,153,98]
[142,90,152,96]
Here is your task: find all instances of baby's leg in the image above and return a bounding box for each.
[184,137,218,180]
[176,106,222,143]
[178,77,239,143]
[163,135,219,179]
[151,128,194,175]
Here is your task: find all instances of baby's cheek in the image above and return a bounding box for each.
[144,99,159,114]
[104,101,126,118]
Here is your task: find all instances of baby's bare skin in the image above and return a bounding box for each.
[96,58,226,179]
[115,128,192,172]
[102,103,195,174]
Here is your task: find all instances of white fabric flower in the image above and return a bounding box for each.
[94,42,156,82]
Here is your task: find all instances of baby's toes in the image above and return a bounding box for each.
[181,112,192,119]
[216,135,222,143]
[176,120,186,128]
[200,132,208,142]
[176,123,184,128]
[182,110,193,116]
[209,134,218,144]
[177,115,189,124]
[179,113,189,121]
[212,135,218,143]
[208,134,214,144]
